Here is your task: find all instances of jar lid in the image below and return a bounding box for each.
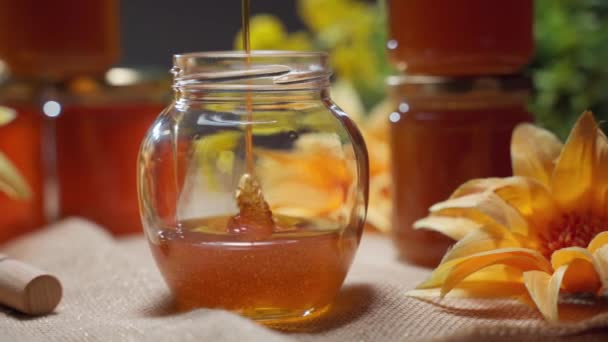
[386,74,531,95]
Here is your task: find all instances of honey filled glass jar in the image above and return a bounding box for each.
[0,0,119,79]
[0,80,46,243]
[55,70,168,235]
[138,51,368,322]
[388,75,533,267]
[387,0,533,75]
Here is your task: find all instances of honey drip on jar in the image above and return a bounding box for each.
[226,0,275,238]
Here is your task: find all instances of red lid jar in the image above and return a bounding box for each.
[387,0,534,75]
[0,0,120,80]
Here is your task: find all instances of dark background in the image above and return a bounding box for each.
[120,0,305,68]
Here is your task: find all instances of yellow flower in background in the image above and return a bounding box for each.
[410,112,608,322]
[298,0,379,87]
[297,0,372,37]
[0,106,30,199]
[234,14,313,51]
[297,0,352,33]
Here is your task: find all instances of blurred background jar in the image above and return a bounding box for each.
[388,75,533,267]
[54,69,169,235]
[387,0,534,75]
[0,0,120,80]
[0,73,46,243]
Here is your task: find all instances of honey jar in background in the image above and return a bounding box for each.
[388,75,533,267]
[0,0,120,80]
[0,79,47,243]
[54,69,169,235]
[387,0,533,75]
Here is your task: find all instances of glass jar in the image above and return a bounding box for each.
[0,80,46,243]
[388,75,533,267]
[54,70,169,235]
[138,51,368,322]
[0,0,119,80]
[387,0,533,75]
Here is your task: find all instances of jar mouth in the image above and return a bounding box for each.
[172,50,331,92]
[174,50,328,60]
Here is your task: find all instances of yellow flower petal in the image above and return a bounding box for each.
[592,245,608,290]
[593,130,608,214]
[441,248,552,296]
[451,176,558,239]
[551,111,597,210]
[449,177,508,198]
[408,279,526,299]
[550,247,601,293]
[439,224,520,263]
[418,247,550,291]
[430,192,529,236]
[0,151,31,199]
[0,106,16,126]
[551,246,592,269]
[523,266,567,322]
[511,123,563,187]
[492,177,558,233]
[588,231,608,253]
[413,216,482,241]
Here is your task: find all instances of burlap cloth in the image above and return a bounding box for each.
[2,219,608,341]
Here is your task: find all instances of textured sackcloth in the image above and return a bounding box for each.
[1,218,608,342]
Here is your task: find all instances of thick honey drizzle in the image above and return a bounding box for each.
[226,0,275,238]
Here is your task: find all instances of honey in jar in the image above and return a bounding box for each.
[150,215,358,318]
[55,72,168,235]
[388,75,533,267]
[387,0,534,75]
[0,0,119,79]
[0,83,46,242]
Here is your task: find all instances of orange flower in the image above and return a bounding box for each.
[256,133,354,220]
[410,112,608,322]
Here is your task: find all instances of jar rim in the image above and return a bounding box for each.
[174,50,328,60]
[172,50,331,92]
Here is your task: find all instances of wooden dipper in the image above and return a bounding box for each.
[0,254,62,315]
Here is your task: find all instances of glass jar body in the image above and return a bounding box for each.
[389,78,533,267]
[387,0,533,75]
[139,85,368,321]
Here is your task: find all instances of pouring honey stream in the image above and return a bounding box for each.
[226,0,275,239]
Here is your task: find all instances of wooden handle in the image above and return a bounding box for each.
[0,254,62,315]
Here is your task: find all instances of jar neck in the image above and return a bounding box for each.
[174,88,330,105]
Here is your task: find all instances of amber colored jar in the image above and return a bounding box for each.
[0,82,46,243]
[388,75,533,267]
[55,70,169,235]
[387,0,533,75]
[0,0,119,80]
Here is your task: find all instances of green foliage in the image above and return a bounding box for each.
[530,0,608,138]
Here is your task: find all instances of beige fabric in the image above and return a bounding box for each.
[1,218,608,341]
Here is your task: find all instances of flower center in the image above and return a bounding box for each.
[540,212,608,258]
